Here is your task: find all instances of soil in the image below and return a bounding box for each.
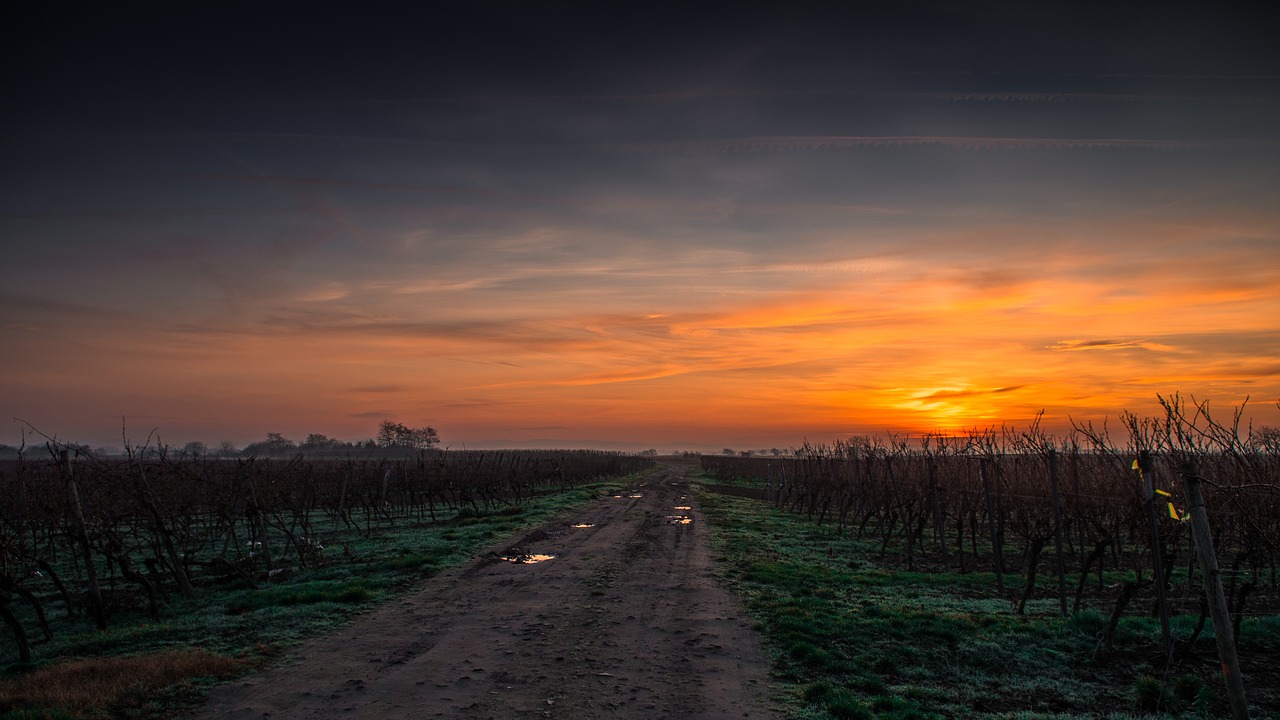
[188,460,781,719]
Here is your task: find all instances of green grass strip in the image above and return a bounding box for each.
[694,480,1279,720]
[1,478,631,719]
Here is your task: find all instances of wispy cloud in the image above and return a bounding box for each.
[918,386,1027,400]
[894,91,1280,106]
[614,136,1280,153]
[349,385,407,393]
[95,131,1280,154]
[1050,339,1177,352]
[0,292,133,320]
[0,207,298,220]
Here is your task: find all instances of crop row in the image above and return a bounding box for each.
[702,398,1279,665]
[0,447,651,661]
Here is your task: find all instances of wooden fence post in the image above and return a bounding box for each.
[1180,462,1248,720]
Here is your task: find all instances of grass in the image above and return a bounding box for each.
[692,476,1280,719]
[0,478,629,719]
[0,650,244,719]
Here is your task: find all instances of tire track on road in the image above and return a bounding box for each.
[189,460,779,719]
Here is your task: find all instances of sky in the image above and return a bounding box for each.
[3,2,1278,452]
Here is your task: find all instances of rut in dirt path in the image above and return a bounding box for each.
[189,460,780,719]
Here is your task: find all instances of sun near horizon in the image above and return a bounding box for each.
[3,4,1278,452]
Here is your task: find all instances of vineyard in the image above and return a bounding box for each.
[700,397,1280,715]
[3,396,1280,718]
[0,446,651,664]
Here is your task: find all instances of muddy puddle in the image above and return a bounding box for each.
[499,553,555,564]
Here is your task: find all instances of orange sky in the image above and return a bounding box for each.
[6,202,1277,451]
[3,5,1278,451]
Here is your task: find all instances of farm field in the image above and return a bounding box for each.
[697,477,1279,719]
[694,409,1280,719]
[6,3,1278,717]
[0,450,661,717]
[188,460,777,719]
[2,428,1278,719]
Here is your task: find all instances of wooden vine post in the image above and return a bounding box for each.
[60,450,107,630]
[132,462,195,599]
[1047,449,1068,616]
[927,456,949,565]
[1138,451,1173,665]
[241,459,273,572]
[979,458,1004,595]
[334,458,352,532]
[1180,462,1248,720]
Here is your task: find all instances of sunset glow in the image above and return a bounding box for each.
[3,4,1278,451]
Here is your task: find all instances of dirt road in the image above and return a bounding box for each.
[190,460,780,719]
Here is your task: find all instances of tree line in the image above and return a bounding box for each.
[119,421,441,459]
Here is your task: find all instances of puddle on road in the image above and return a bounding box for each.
[628,494,643,498]
[499,553,555,564]
[673,506,692,510]
[666,515,693,525]
[570,523,595,529]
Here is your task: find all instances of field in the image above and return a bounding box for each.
[697,401,1280,718]
[1,402,1278,719]
[0,449,653,717]
[697,471,1280,718]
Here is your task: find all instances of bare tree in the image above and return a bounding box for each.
[376,421,440,449]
